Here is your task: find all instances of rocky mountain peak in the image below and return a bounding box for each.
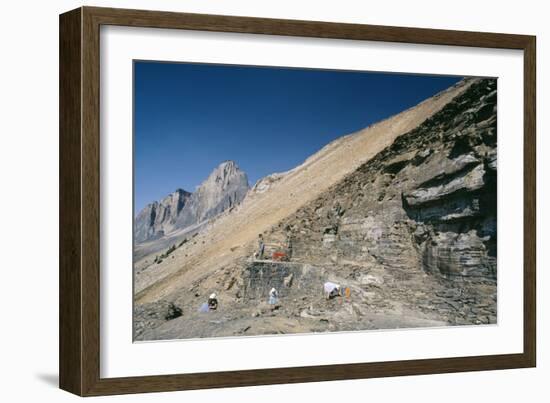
[177,161,249,228]
[204,160,244,188]
[134,188,192,243]
[135,161,249,244]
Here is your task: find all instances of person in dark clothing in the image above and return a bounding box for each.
[258,234,265,259]
[286,231,293,259]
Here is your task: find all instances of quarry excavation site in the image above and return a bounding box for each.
[133,78,498,341]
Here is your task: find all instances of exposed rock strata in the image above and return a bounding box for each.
[267,79,497,279]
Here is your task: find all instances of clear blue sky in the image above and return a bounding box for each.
[134,61,462,215]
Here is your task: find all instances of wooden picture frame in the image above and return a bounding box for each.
[59,6,536,396]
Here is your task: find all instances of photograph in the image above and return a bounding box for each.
[1,0,543,399]
[132,62,498,341]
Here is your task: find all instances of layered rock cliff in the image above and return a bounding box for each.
[269,78,497,279]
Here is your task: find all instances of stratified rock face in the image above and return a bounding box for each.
[242,262,321,299]
[134,161,249,244]
[271,78,497,279]
[175,160,249,228]
[134,189,191,243]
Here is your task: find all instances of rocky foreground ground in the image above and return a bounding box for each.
[136,260,495,340]
[134,78,497,341]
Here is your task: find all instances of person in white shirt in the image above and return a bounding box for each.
[324,282,341,299]
[268,287,279,305]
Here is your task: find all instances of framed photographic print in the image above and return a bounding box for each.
[59,6,536,396]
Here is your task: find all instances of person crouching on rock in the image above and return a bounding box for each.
[324,282,341,300]
[208,293,218,311]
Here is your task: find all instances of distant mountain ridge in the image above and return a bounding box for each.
[134,189,191,243]
[135,160,249,244]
